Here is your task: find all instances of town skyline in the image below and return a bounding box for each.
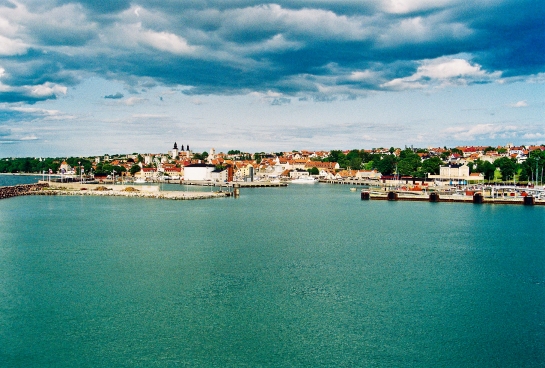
[2,141,544,160]
[0,1,543,157]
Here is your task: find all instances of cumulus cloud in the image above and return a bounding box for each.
[0,34,28,55]
[138,29,196,55]
[442,124,520,141]
[0,0,542,104]
[382,57,501,90]
[522,132,544,139]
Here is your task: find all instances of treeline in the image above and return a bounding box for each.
[321,149,444,177]
[317,148,545,181]
[0,157,62,174]
[0,157,129,176]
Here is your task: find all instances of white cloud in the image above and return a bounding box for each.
[442,124,519,141]
[510,100,528,108]
[0,34,27,55]
[417,58,487,79]
[349,70,376,81]
[224,4,372,41]
[522,132,544,139]
[29,82,67,97]
[10,106,60,115]
[20,134,38,140]
[0,77,67,98]
[123,97,147,106]
[235,34,302,54]
[139,29,196,55]
[379,0,456,14]
[382,57,501,90]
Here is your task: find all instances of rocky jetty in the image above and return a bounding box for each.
[0,182,229,201]
[0,183,50,199]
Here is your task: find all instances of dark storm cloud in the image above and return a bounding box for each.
[0,0,543,103]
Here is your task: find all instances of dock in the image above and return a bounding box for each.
[360,190,544,206]
[183,181,287,188]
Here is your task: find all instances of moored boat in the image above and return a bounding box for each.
[291,177,318,184]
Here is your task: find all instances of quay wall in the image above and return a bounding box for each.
[364,191,544,206]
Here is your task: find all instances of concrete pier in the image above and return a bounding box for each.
[360,191,544,205]
[182,181,287,188]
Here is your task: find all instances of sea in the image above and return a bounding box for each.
[1,175,544,367]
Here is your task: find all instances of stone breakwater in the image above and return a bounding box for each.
[0,183,50,199]
[37,189,229,200]
[0,183,229,201]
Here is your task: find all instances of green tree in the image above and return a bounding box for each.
[523,149,545,183]
[307,167,319,175]
[130,164,141,176]
[451,147,463,155]
[374,155,397,175]
[475,160,496,181]
[494,157,516,181]
[325,150,349,168]
[421,157,443,175]
[193,151,209,161]
[396,149,421,176]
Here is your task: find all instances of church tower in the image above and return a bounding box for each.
[171,142,178,159]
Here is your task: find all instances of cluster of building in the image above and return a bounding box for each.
[55,142,543,184]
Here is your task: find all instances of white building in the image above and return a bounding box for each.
[428,164,473,184]
[183,164,216,181]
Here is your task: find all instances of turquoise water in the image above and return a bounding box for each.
[0,180,544,367]
[0,174,43,187]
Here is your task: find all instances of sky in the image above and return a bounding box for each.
[0,0,543,157]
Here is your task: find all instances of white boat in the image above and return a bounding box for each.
[291,177,318,184]
[134,178,147,184]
